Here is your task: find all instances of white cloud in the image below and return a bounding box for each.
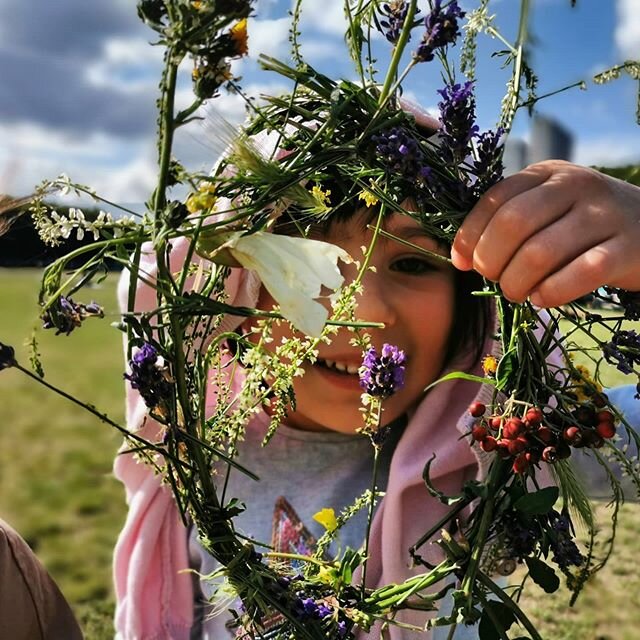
[574,135,640,167]
[91,153,158,203]
[0,120,155,201]
[299,38,345,61]
[85,36,164,92]
[615,0,640,59]
[248,17,291,60]
[298,0,347,36]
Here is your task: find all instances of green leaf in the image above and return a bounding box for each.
[479,601,516,640]
[525,556,560,593]
[424,370,496,393]
[496,347,517,391]
[423,455,471,506]
[514,487,559,515]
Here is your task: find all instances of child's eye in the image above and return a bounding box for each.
[390,256,437,275]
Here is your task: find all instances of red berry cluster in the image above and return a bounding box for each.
[467,401,618,475]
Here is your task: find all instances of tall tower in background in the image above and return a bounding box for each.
[528,115,573,165]
[502,114,574,175]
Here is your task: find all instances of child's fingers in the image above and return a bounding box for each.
[450,163,553,270]
[464,178,577,283]
[494,207,614,303]
[529,238,622,308]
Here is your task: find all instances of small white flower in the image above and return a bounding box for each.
[222,231,352,337]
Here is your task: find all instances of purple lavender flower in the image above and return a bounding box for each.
[359,343,406,398]
[548,510,584,569]
[604,287,640,321]
[0,342,16,370]
[499,510,540,561]
[317,604,333,619]
[437,81,479,162]
[472,127,505,194]
[124,342,173,409]
[415,0,465,62]
[603,329,640,375]
[41,296,104,336]
[377,1,420,44]
[373,127,433,186]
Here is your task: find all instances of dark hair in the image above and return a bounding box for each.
[446,269,491,367]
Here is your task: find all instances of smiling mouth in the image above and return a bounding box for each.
[316,358,360,376]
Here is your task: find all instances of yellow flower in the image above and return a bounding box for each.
[185,182,217,213]
[482,354,498,377]
[570,363,602,402]
[313,508,337,532]
[309,185,332,214]
[230,18,249,57]
[358,188,379,208]
[191,0,203,9]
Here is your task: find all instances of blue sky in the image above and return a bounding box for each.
[0,0,637,206]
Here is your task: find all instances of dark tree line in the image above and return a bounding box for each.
[0,204,126,269]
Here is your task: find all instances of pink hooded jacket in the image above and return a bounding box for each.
[112,234,496,639]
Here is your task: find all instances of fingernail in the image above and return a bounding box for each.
[450,247,471,271]
[529,291,542,307]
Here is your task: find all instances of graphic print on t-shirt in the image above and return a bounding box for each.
[232,496,321,638]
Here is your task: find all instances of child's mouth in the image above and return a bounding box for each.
[316,358,360,376]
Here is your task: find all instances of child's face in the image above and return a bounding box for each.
[254,211,456,434]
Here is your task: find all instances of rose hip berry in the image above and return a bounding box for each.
[525,407,544,426]
[535,425,555,444]
[512,453,530,474]
[469,401,486,418]
[503,417,525,439]
[480,436,498,452]
[596,421,616,439]
[563,425,582,445]
[592,393,608,408]
[472,425,488,441]
[596,410,615,424]
[507,436,528,456]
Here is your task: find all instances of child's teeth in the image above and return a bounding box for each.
[321,359,359,375]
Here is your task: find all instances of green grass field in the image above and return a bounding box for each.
[0,268,639,639]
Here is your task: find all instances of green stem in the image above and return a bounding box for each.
[13,362,183,463]
[366,225,453,264]
[378,0,418,106]
[518,80,586,109]
[40,234,144,311]
[459,459,505,613]
[265,552,328,568]
[345,0,366,85]
[362,403,383,596]
[154,55,179,229]
[477,571,544,640]
[501,0,531,133]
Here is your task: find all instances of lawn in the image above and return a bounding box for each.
[0,268,125,638]
[0,268,639,639]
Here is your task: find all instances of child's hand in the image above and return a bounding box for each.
[451,160,640,307]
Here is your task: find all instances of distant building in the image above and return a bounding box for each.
[503,114,573,175]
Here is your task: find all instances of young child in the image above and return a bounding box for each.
[113,130,640,639]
